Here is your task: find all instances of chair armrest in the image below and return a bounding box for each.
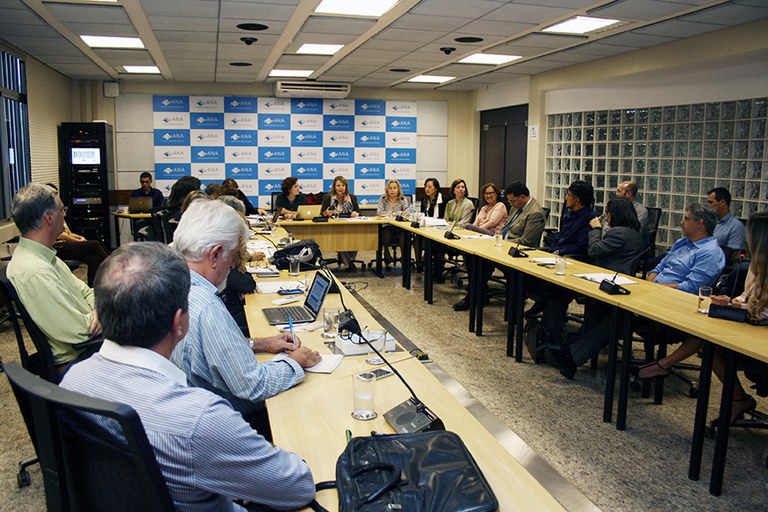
[74,337,104,351]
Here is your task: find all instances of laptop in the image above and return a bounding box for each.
[262,271,332,325]
[128,197,152,213]
[294,204,322,220]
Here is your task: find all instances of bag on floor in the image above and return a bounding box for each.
[312,431,498,512]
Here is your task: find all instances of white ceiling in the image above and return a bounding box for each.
[0,0,766,91]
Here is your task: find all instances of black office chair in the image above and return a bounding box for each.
[271,191,281,211]
[640,207,662,279]
[4,362,176,512]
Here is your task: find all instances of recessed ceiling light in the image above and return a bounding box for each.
[314,0,399,17]
[81,35,144,49]
[123,66,160,74]
[389,68,410,73]
[458,53,522,65]
[297,43,344,55]
[454,36,484,43]
[542,16,621,35]
[269,69,314,78]
[230,62,252,67]
[408,75,454,84]
[237,23,269,31]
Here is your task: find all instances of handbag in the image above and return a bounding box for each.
[313,431,498,512]
[708,304,749,323]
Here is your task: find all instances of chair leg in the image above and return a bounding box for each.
[17,457,38,487]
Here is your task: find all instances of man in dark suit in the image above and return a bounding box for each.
[499,182,546,247]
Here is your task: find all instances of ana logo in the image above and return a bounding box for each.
[358,167,373,174]
[328,151,351,158]
[390,135,409,143]
[328,167,342,174]
[391,104,411,112]
[161,116,184,124]
[162,166,183,175]
[195,99,218,107]
[360,152,380,159]
[163,150,185,158]
[230,150,254,158]
[230,100,240,107]
[263,100,287,108]
[263,150,287,158]
[391,119,413,128]
[296,151,318,159]
[195,167,219,174]
[296,118,318,126]
[359,135,382,143]
[329,102,350,110]
[360,183,374,190]
[161,98,184,107]
[161,132,183,141]
[230,116,254,125]
[360,103,371,110]
[264,134,287,142]
[196,150,219,158]
[390,167,409,174]
[359,198,372,205]
[196,133,218,142]
[264,183,276,191]
[230,133,253,142]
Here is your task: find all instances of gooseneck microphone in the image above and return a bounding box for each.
[338,310,444,434]
[508,239,528,258]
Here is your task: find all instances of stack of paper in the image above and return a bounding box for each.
[334,332,395,355]
[248,265,279,277]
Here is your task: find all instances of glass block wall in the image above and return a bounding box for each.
[544,97,767,248]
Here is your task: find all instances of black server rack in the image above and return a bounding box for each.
[58,122,115,248]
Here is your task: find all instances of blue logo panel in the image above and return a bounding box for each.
[355,100,385,116]
[258,147,290,163]
[258,114,290,130]
[292,131,323,147]
[226,164,258,179]
[191,147,225,163]
[399,180,416,196]
[225,97,258,113]
[154,129,190,146]
[154,163,190,179]
[258,180,283,195]
[355,132,385,147]
[324,115,354,131]
[292,163,323,179]
[153,96,189,112]
[355,163,385,179]
[323,148,354,163]
[225,130,257,146]
[291,99,323,114]
[191,113,224,129]
[386,148,416,164]
[386,116,417,132]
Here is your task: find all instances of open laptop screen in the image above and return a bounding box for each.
[305,271,331,316]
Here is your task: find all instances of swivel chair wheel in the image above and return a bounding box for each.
[17,467,31,488]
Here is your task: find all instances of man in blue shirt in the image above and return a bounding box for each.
[707,187,745,251]
[61,242,316,511]
[130,171,165,208]
[170,200,320,418]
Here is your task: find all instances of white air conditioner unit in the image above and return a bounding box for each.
[274,80,351,99]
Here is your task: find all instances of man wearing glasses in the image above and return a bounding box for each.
[7,183,101,373]
[130,171,164,208]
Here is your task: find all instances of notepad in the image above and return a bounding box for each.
[248,265,279,277]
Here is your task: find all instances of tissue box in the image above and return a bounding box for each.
[334,332,395,355]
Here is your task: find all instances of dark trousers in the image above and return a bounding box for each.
[56,240,110,286]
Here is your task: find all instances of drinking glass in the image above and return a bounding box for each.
[697,286,713,314]
[554,257,566,275]
[495,232,503,247]
[321,308,340,338]
[351,372,377,420]
[365,332,386,365]
[288,256,301,276]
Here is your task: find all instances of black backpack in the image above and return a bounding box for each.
[272,239,322,270]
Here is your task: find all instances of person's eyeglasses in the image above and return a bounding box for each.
[484,191,496,196]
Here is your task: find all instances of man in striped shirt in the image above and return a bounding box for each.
[170,200,320,418]
[61,242,316,511]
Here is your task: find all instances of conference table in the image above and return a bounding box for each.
[244,268,570,511]
[110,210,151,246]
[394,221,768,495]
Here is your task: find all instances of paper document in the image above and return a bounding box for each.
[271,353,343,374]
[248,265,279,277]
[463,235,493,239]
[424,218,448,228]
[334,332,396,355]
[573,273,637,285]
[255,280,306,294]
[529,258,571,265]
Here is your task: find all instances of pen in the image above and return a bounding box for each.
[345,429,352,443]
[287,315,295,347]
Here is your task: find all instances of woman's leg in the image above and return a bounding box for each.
[638,337,703,379]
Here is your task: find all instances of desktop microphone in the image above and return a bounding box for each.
[599,270,630,295]
[444,220,461,239]
[508,240,528,258]
[338,310,445,434]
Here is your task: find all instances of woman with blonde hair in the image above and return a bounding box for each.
[376,179,410,269]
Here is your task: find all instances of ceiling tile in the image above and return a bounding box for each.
[140,0,218,17]
[45,3,130,24]
[146,16,219,32]
[391,13,473,32]
[681,3,768,25]
[490,3,574,23]
[599,31,678,48]
[374,28,444,43]
[456,19,537,37]
[93,49,155,65]
[219,1,297,21]
[589,0,699,21]
[300,16,377,35]
[411,0,502,18]
[632,19,727,38]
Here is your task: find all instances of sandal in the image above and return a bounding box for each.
[634,360,671,380]
[729,396,757,425]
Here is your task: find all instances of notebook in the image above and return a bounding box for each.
[294,205,321,220]
[262,271,332,325]
[128,197,153,213]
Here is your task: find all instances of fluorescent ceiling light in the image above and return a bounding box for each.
[123,66,159,74]
[458,53,522,65]
[408,75,454,84]
[543,16,621,35]
[314,0,399,17]
[297,43,344,55]
[269,69,314,78]
[81,35,144,49]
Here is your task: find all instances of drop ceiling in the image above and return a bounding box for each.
[0,0,766,91]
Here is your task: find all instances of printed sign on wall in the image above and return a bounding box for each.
[153,96,417,208]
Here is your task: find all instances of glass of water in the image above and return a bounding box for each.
[351,372,377,420]
[697,286,712,314]
[321,308,340,338]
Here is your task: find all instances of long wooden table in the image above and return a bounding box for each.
[244,270,569,511]
[397,222,768,495]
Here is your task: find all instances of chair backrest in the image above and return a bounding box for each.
[271,190,280,211]
[4,362,175,512]
[542,207,551,223]
[645,207,662,256]
[153,208,176,244]
[0,267,59,382]
[467,197,479,224]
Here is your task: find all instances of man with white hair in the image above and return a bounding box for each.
[171,200,320,417]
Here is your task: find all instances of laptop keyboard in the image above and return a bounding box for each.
[276,305,312,322]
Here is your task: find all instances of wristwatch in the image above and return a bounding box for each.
[248,338,255,350]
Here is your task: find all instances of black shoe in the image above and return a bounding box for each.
[546,347,577,380]
[453,296,470,311]
[525,302,544,318]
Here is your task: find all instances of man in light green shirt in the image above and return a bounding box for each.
[7,183,100,367]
